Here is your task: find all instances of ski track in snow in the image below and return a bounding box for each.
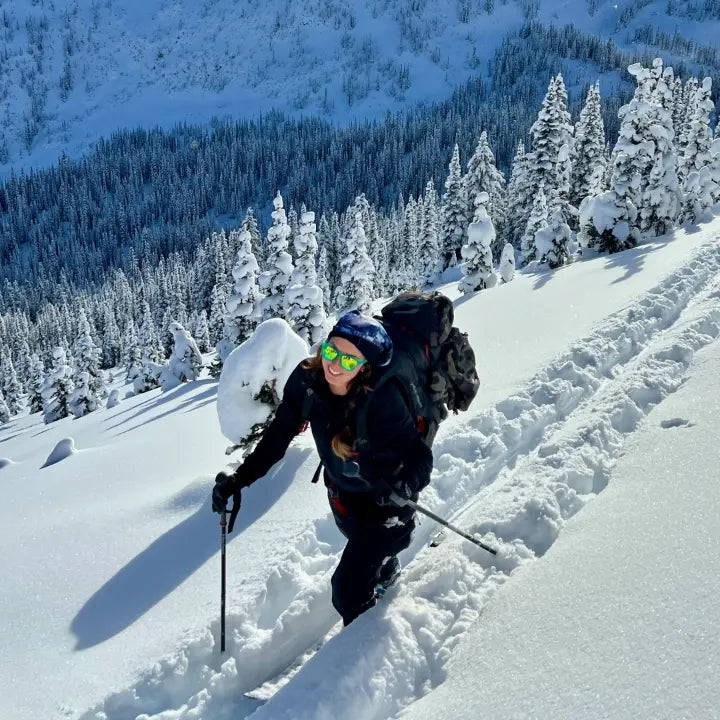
[83,239,720,720]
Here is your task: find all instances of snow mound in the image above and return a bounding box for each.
[217,319,309,446]
[0,457,15,468]
[42,438,78,468]
[106,389,121,409]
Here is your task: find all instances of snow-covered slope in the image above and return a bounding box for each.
[3,0,720,174]
[1,216,720,719]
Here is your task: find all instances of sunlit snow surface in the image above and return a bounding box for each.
[1,220,720,719]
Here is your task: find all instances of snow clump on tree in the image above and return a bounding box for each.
[217,318,309,456]
[286,209,328,345]
[459,192,498,294]
[160,322,204,390]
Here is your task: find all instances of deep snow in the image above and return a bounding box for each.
[1,218,720,719]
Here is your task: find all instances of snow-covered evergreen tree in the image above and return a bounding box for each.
[316,243,332,314]
[639,59,680,237]
[570,82,607,208]
[678,77,717,221]
[462,131,507,253]
[439,144,467,270]
[161,321,204,390]
[578,62,657,253]
[68,371,101,418]
[72,309,106,410]
[138,301,162,363]
[1,353,23,416]
[459,192,498,294]
[122,319,142,380]
[520,184,549,265]
[218,227,263,362]
[259,192,294,321]
[41,346,75,424]
[534,205,573,268]
[334,209,376,313]
[499,243,516,283]
[418,180,442,286]
[505,142,535,249]
[286,210,328,345]
[0,390,9,424]
[528,74,574,217]
[27,354,45,414]
[193,310,211,353]
[208,281,230,346]
[101,307,122,369]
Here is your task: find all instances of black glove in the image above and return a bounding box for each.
[212,471,236,513]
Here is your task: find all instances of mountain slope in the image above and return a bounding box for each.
[3,0,720,174]
[1,215,719,719]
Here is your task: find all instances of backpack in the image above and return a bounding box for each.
[355,290,480,449]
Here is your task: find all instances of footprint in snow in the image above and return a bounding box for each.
[660,418,695,429]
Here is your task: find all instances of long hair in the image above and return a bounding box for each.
[303,346,372,460]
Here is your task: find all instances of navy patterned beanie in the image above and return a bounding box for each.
[330,310,393,367]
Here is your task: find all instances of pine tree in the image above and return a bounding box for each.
[528,75,574,217]
[218,227,262,361]
[334,209,375,313]
[122,319,142,380]
[0,390,9,424]
[462,131,507,254]
[439,144,467,271]
[639,59,680,237]
[41,346,75,424]
[259,192,294,321]
[578,62,656,253]
[418,180,442,286]
[520,184,549,265]
[162,321,204,389]
[1,352,23,415]
[505,142,535,249]
[534,202,573,269]
[459,192,498,294]
[316,243,332,314]
[570,82,607,208]
[72,309,107,409]
[286,209,328,345]
[194,310,211,353]
[27,354,45,414]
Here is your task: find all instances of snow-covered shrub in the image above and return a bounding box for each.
[106,389,121,409]
[217,319,309,455]
[499,243,516,283]
[69,371,101,418]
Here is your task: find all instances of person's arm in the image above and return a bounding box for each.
[361,382,433,497]
[235,362,308,486]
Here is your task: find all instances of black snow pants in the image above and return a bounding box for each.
[327,482,415,626]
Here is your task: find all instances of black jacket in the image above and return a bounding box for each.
[240,360,433,513]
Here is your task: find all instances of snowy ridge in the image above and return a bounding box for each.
[81,235,720,720]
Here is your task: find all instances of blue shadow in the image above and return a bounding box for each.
[70,446,311,650]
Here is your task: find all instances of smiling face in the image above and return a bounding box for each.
[321,336,367,395]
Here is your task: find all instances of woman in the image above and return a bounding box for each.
[212,310,433,626]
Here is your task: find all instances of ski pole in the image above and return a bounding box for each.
[389,492,498,555]
[220,508,227,653]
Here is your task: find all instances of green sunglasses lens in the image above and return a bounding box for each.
[321,342,338,361]
[339,355,359,371]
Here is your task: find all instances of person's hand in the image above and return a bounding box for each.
[212,471,236,513]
